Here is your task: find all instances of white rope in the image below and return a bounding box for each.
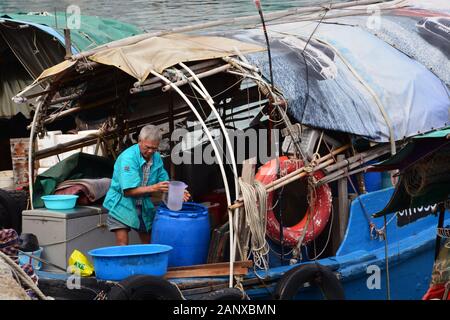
[0,251,51,300]
[239,178,269,277]
[178,63,242,281]
[150,70,235,287]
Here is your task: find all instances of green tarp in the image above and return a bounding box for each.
[1,12,143,53]
[373,127,450,217]
[33,152,114,208]
[0,12,143,119]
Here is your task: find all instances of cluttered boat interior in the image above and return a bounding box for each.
[0,0,449,300]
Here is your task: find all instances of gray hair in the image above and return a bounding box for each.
[138,125,162,142]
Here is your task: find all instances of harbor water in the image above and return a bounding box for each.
[0,0,346,32]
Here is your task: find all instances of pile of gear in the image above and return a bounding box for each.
[0,228,48,300]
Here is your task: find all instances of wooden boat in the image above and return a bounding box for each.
[4,0,450,300]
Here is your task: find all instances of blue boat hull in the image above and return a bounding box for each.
[243,187,449,300]
[37,188,449,300]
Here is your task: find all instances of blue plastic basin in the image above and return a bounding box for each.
[41,195,78,210]
[88,244,173,281]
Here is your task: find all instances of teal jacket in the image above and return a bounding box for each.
[103,144,169,231]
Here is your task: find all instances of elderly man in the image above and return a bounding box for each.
[103,125,189,245]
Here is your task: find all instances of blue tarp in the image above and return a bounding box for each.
[226,0,450,142]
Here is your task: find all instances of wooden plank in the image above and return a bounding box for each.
[168,260,253,271]
[165,267,248,279]
[337,154,349,242]
[165,261,252,279]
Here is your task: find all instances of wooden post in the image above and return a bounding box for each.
[435,203,446,260]
[64,29,72,60]
[337,154,349,242]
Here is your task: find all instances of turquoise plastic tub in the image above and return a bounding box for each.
[41,195,78,209]
[88,244,173,281]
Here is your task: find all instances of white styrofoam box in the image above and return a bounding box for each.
[38,130,103,169]
[38,131,61,168]
[0,170,14,189]
[37,167,49,175]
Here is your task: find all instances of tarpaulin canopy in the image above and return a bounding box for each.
[0,12,143,118]
[373,127,450,172]
[224,0,450,142]
[373,127,450,217]
[0,12,142,53]
[34,33,264,83]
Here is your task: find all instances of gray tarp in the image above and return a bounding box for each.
[227,0,450,142]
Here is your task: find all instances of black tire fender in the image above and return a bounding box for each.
[274,263,345,300]
[107,275,184,300]
[0,189,23,235]
[199,288,247,300]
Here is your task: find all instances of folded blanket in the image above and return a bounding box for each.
[54,178,111,205]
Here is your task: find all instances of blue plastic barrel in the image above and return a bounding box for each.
[364,160,382,193]
[364,172,382,192]
[151,202,210,267]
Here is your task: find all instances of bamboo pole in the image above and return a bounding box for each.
[263,0,408,27]
[26,95,120,129]
[130,64,232,94]
[70,0,388,61]
[228,144,391,210]
[228,144,350,210]
[28,86,51,209]
[323,144,389,173]
[222,57,260,73]
[317,147,391,186]
[48,81,131,106]
[48,92,83,105]
[34,108,191,160]
[161,64,232,92]
[265,143,350,190]
[134,59,222,88]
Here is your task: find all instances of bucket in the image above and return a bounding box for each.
[165,181,187,211]
[18,247,43,270]
[152,202,210,267]
[88,244,172,281]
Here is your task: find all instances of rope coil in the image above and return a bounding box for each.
[238,178,269,277]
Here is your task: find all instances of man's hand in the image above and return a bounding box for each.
[183,190,191,202]
[150,181,169,193]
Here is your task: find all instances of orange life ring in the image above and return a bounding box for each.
[255,156,332,247]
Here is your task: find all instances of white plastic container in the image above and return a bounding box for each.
[166,181,187,211]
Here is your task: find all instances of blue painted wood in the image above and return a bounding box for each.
[243,187,449,299]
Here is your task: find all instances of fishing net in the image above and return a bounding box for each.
[403,151,450,197]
